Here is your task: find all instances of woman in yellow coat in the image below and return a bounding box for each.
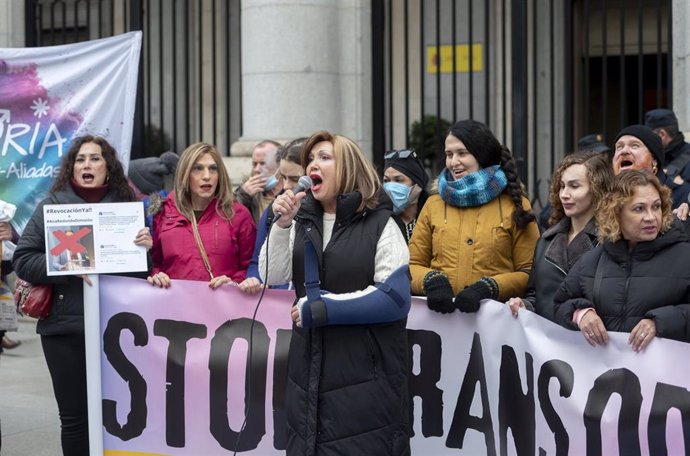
[410,119,540,313]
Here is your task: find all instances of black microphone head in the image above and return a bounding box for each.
[294,176,313,194]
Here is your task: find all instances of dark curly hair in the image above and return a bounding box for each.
[447,120,535,229]
[51,135,136,202]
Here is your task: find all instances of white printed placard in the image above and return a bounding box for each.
[44,202,147,275]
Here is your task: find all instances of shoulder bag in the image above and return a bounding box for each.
[14,278,53,319]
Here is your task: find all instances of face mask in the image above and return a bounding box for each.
[263,174,278,192]
[383,182,413,214]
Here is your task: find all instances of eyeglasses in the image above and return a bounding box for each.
[384,149,417,160]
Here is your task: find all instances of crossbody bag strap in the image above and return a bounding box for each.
[592,250,606,308]
[191,214,214,279]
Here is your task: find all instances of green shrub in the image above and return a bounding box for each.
[408,115,451,175]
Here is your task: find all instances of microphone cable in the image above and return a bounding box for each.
[232,213,274,456]
[232,181,309,454]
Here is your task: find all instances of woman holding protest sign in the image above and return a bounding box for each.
[505,151,613,321]
[409,119,540,314]
[147,142,256,289]
[12,135,152,455]
[554,170,690,350]
[259,130,411,455]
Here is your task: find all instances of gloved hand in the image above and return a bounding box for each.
[455,279,494,313]
[423,271,455,314]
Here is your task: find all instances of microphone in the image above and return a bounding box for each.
[272,176,313,224]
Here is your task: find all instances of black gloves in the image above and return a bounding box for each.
[455,278,497,313]
[425,273,500,314]
[423,271,455,314]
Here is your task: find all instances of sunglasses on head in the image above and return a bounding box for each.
[384,149,417,160]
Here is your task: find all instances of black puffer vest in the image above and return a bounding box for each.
[286,192,410,456]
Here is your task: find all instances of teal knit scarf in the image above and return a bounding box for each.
[438,165,508,207]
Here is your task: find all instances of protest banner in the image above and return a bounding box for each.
[96,276,690,455]
[0,32,141,232]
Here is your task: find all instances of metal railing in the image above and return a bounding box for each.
[25,0,242,159]
[372,0,671,207]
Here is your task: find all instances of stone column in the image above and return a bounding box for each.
[673,0,690,131]
[0,0,25,47]
[229,0,372,169]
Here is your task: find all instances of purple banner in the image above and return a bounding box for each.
[99,276,690,455]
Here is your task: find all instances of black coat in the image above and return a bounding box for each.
[664,134,690,182]
[12,185,147,336]
[287,192,410,456]
[657,169,690,209]
[553,222,690,342]
[523,217,598,321]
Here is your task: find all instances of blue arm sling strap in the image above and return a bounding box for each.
[300,238,411,328]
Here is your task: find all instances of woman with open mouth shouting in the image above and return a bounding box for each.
[147,142,256,290]
[409,119,540,314]
[13,135,152,455]
[259,130,412,455]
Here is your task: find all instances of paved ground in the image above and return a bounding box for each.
[1,316,61,456]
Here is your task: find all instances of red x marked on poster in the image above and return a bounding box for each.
[50,227,92,256]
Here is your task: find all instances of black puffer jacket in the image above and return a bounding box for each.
[12,185,147,336]
[523,217,598,321]
[287,192,410,456]
[554,222,690,341]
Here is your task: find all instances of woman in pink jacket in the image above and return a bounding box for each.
[147,142,256,289]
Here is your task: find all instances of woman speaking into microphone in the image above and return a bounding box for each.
[259,130,412,455]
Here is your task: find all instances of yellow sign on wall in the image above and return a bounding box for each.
[427,44,483,73]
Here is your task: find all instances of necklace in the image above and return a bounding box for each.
[405,218,416,243]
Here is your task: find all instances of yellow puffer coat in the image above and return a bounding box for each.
[409,192,540,300]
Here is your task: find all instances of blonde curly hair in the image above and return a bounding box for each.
[596,170,673,243]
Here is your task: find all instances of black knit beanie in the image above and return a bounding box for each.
[384,153,429,189]
[614,125,664,166]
